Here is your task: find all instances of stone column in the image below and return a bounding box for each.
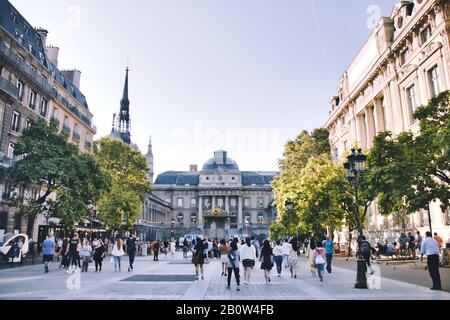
[198,196,203,226]
[212,196,216,208]
[225,196,229,213]
[238,196,243,225]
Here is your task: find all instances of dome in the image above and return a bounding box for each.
[202,151,239,171]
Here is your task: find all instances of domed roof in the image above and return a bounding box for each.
[202,151,239,171]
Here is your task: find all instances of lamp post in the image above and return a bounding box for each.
[171,218,175,240]
[343,148,368,289]
[285,198,294,237]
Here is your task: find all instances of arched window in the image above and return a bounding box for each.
[177,213,184,225]
[190,214,197,224]
[257,214,264,224]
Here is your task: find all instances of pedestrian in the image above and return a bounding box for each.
[313,242,326,282]
[289,238,300,278]
[323,235,334,273]
[281,239,291,269]
[93,239,105,272]
[59,237,69,270]
[399,233,408,257]
[152,240,159,261]
[112,238,125,272]
[407,232,416,258]
[183,239,189,259]
[213,240,219,259]
[55,238,63,262]
[80,239,92,272]
[360,236,375,274]
[192,237,205,280]
[219,239,229,276]
[273,240,283,277]
[415,231,422,257]
[421,231,442,290]
[260,240,273,283]
[42,233,55,273]
[226,239,240,291]
[67,233,81,272]
[306,237,317,276]
[170,239,176,258]
[251,236,260,259]
[126,235,137,271]
[240,237,256,285]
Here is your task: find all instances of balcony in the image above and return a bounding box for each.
[0,76,19,100]
[72,132,80,142]
[0,156,15,168]
[62,125,71,135]
[0,41,54,97]
[54,93,94,129]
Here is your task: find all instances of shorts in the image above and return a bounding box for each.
[43,254,53,262]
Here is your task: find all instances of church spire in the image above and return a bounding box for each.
[146,135,154,184]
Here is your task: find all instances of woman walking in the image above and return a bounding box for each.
[112,238,125,272]
[273,240,284,277]
[192,237,205,280]
[226,239,240,291]
[240,237,256,285]
[260,240,274,283]
[67,233,81,272]
[170,240,176,258]
[306,237,317,276]
[219,239,229,276]
[59,237,69,270]
[313,242,326,281]
[289,238,300,278]
[81,239,92,272]
[93,239,105,272]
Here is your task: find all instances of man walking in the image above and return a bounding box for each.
[127,235,137,271]
[421,231,442,290]
[323,236,334,273]
[282,239,291,269]
[42,233,55,273]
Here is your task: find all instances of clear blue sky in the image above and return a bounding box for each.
[11,0,396,177]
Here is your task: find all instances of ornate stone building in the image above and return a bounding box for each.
[324,0,450,242]
[151,150,278,240]
[0,0,96,239]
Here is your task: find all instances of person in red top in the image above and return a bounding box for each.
[434,233,443,248]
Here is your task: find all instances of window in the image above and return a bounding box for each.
[11,11,17,23]
[244,198,251,209]
[190,198,197,208]
[16,81,23,101]
[177,214,184,225]
[15,30,23,44]
[406,85,417,119]
[343,140,348,152]
[7,142,15,158]
[421,26,432,44]
[380,97,387,130]
[26,118,31,129]
[334,147,339,159]
[428,66,440,98]
[52,107,58,120]
[190,214,197,224]
[257,215,264,224]
[217,198,224,209]
[11,111,20,133]
[257,198,264,208]
[28,43,33,53]
[177,198,183,208]
[17,54,24,62]
[230,198,237,209]
[28,90,36,109]
[39,99,48,117]
[204,198,211,209]
[400,49,410,65]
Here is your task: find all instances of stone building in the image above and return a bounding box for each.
[0,0,96,240]
[324,0,450,243]
[151,150,278,240]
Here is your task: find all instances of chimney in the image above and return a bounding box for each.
[46,46,59,67]
[190,164,197,172]
[61,69,81,89]
[35,28,48,48]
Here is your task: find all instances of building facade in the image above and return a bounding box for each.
[0,0,96,240]
[324,0,450,243]
[152,150,278,240]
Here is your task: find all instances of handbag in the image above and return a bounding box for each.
[191,253,199,265]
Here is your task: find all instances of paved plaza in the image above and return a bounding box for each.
[0,251,449,300]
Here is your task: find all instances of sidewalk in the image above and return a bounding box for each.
[0,251,449,300]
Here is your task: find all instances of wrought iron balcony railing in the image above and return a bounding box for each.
[0,76,19,100]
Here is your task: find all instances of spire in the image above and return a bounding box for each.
[146,135,154,184]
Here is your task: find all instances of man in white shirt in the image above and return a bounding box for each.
[282,239,292,269]
[421,231,441,290]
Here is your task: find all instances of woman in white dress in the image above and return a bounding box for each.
[288,238,300,278]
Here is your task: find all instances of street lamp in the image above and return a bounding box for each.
[343,148,368,289]
[171,218,175,240]
[285,198,293,237]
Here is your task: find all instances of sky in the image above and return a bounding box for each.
[11,0,397,177]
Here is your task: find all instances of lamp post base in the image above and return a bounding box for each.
[354,256,368,289]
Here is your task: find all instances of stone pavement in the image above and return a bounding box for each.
[0,251,449,300]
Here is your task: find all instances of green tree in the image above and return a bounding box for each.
[7,119,109,234]
[94,138,150,234]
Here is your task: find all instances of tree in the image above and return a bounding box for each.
[94,138,150,234]
[271,128,330,234]
[7,118,110,234]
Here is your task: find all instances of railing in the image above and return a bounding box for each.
[62,126,71,134]
[0,41,54,96]
[0,156,14,168]
[84,141,92,150]
[54,93,94,129]
[0,76,19,99]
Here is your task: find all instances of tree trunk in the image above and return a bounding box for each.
[427,206,433,234]
[26,214,37,238]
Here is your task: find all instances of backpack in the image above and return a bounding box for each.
[361,241,371,253]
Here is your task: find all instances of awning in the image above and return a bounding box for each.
[75,226,107,232]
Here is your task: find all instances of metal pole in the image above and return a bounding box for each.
[354,177,367,289]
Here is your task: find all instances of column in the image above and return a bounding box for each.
[238,196,243,225]
[225,195,229,213]
[198,196,203,227]
[212,195,216,209]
